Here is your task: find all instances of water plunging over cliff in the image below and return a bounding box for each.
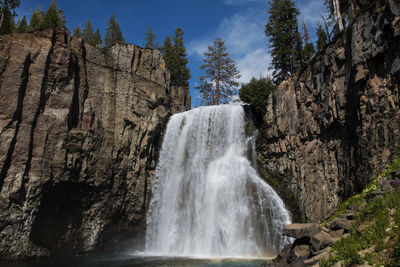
[145,105,291,258]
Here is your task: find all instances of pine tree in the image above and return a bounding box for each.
[265,0,303,85]
[161,35,174,74]
[316,23,328,51]
[196,38,240,105]
[16,15,28,33]
[104,14,125,47]
[73,26,82,38]
[302,17,315,62]
[161,28,191,86]
[171,28,190,86]
[0,5,13,34]
[144,25,158,49]
[323,0,367,30]
[83,20,95,44]
[94,28,102,46]
[197,77,214,106]
[0,0,19,34]
[29,5,45,31]
[43,0,65,29]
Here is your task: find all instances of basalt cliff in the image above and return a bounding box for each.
[257,0,400,223]
[0,28,189,259]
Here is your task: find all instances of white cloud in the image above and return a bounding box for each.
[188,7,270,85]
[237,49,272,84]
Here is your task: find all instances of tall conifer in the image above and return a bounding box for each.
[0,0,19,34]
[144,25,159,49]
[316,23,328,50]
[29,5,45,31]
[94,28,102,46]
[16,16,28,33]
[43,0,65,29]
[83,20,95,44]
[73,26,82,38]
[161,28,190,86]
[196,38,240,105]
[265,0,303,85]
[104,14,125,47]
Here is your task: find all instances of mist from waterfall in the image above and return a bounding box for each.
[145,105,291,258]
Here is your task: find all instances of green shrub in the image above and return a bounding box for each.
[323,237,363,266]
[323,157,400,266]
[239,77,276,122]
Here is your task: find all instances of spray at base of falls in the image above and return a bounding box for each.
[145,105,291,258]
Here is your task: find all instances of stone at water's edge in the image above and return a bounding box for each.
[281,224,321,240]
[258,0,400,222]
[0,28,189,259]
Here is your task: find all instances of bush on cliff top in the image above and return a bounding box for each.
[239,77,276,123]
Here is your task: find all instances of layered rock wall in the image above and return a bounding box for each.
[0,28,189,258]
[258,1,400,222]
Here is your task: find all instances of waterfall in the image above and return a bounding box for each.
[145,105,291,258]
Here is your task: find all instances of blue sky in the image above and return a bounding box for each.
[17,0,325,107]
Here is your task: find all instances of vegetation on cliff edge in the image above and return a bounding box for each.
[322,158,400,266]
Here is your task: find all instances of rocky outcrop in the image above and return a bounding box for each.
[258,0,400,222]
[273,169,399,267]
[0,28,189,259]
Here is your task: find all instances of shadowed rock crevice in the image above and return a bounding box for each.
[20,30,57,204]
[30,181,92,252]
[0,54,32,192]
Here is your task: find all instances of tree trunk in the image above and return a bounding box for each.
[215,62,220,105]
[290,37,296,74]
[333,0,344,32]
[0,11,4,30]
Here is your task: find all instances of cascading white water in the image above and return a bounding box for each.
[145,105,291,258]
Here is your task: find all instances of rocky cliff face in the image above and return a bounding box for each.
[258,1,400,222]
[0,28,190,259]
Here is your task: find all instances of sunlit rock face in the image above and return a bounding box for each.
[0,28,189,259]
[257,1,400,222]
[146,105,292,258]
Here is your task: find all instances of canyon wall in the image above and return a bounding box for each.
[258,1,400,222]
[0,28,189,259]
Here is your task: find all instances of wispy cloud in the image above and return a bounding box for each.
[237,48,272,83]
[188,7,270,85]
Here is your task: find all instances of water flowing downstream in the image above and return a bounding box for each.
[145,105,291,258]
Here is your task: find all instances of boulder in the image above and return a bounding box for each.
[304,247,331,266]
[293,244,311,262]
[282,223,322,239]
[326,218,354,232]
[330,229,345,238]
[379,179,395,193]
[338,211,355,220]
[311,231,336,251]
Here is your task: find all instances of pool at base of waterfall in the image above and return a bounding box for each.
[1,253,274,267]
